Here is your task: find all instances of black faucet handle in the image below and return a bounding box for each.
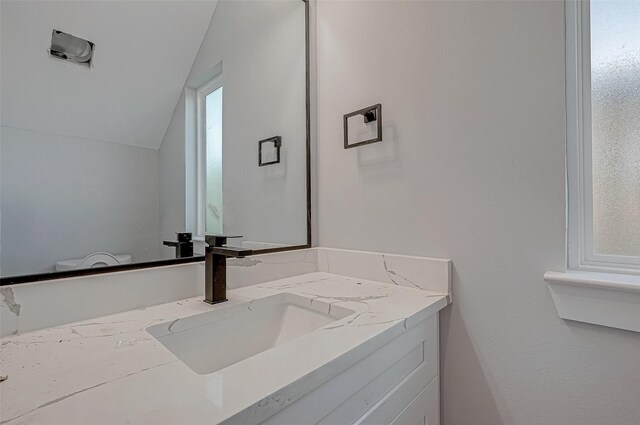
[164,232,192,247]
[176,232,192,243]
[204,234,243,247]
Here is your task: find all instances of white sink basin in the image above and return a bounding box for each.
[147,293,354,375]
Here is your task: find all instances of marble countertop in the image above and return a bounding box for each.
[0,272,448,425]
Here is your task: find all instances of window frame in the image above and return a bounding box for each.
[566,0,640,275]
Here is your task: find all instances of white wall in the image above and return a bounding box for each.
[159,0,307,247]
[315,1,640,425]
[0,126,160,276]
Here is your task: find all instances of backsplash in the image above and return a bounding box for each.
[317,248,451,295]
[0,263,202,337]
[1,248,451,337]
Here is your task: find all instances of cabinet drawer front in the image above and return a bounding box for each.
[320,342,425,425]
[354,364,436,425]
[261,314,438,425]
[390,376,439,425]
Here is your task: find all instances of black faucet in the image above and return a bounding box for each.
[204,235,253,304]
[163,232,193,258]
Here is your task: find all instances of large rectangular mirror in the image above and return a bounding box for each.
[0,0,310,283]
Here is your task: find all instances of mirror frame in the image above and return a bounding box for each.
[0,0,311,286]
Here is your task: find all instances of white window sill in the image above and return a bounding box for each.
[544,271,640,333]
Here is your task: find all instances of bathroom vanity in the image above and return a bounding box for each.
[0,248,451,425]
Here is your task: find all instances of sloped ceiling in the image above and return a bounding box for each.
[0,0,217,150]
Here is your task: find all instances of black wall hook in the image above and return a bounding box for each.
[363,109,377,123]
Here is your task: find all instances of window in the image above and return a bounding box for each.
[566,0,640,274]
[196,76,224,235]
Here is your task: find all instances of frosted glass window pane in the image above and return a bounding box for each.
[591,0,640,257]
[205,87,223,234]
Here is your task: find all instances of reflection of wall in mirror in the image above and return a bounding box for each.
[159,0,307,254]
[0,126,160,276]
[0,1,216,275]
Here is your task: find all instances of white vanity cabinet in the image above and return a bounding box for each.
[262,313,440,425]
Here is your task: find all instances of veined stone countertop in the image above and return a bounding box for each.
[0,272,449,425]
